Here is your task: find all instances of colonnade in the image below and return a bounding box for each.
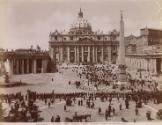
[125,57,158,74]
[5,58,48,75]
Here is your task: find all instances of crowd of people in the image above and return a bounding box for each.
[72,64,159,93]
[0,64,161,122]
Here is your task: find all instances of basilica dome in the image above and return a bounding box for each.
[69,9,93,34]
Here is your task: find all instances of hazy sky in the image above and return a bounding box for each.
[0,0,162,50]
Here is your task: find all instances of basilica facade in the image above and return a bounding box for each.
[49,9,119,64]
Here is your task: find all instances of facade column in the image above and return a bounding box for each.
[95,47,98,63]
[108,46,111,64]
[93,46,95,63]
[67,46,70,63]
[101,46,104,63]
[82,46,84,62]
[154,59,157,74]
[75,46,77,63]
[60,47,63,63]
[22,59,24,74]
[87,46,90,62]
[77,46,79,62]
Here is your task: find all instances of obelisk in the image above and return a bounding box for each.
[118,11,127,84]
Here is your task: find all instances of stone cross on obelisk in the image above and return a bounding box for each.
[118,11,127,85]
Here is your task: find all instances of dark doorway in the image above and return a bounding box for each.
[70,52,75,63]
[36,59,42,73]
[156,59,161,74]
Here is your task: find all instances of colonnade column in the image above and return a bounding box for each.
[33,59,37,73]
[22,59,24,74]
[26,59,29,74]
[16,59,19,74]
[8,59,13,75]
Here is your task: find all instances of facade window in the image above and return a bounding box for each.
[97,36,101,40]
[55,36,57,40]
[70,46,74,51]
[70,36,73,40]
[64,37,66,41]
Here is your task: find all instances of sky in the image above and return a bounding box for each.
[0,0,162,50]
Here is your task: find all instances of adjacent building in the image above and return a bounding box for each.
[125,28,162,75]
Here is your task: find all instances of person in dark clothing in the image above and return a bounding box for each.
[108,104,111,112]
[119,103,122,110]
[112,107,115,115]
[55,115,60,122]
[135,108,139,116]
[51,100,54,105]
[98,107,101,115]
[51,116,54,122]
[64,105,67,111]
[146,111,151,120]
[48,102,51,108]
[80,100,83,106]
[121,117,128,122]
[105,109,108,120]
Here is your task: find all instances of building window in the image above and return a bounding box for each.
[64,37,66,41]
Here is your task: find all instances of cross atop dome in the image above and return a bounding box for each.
[78,8,83,18]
